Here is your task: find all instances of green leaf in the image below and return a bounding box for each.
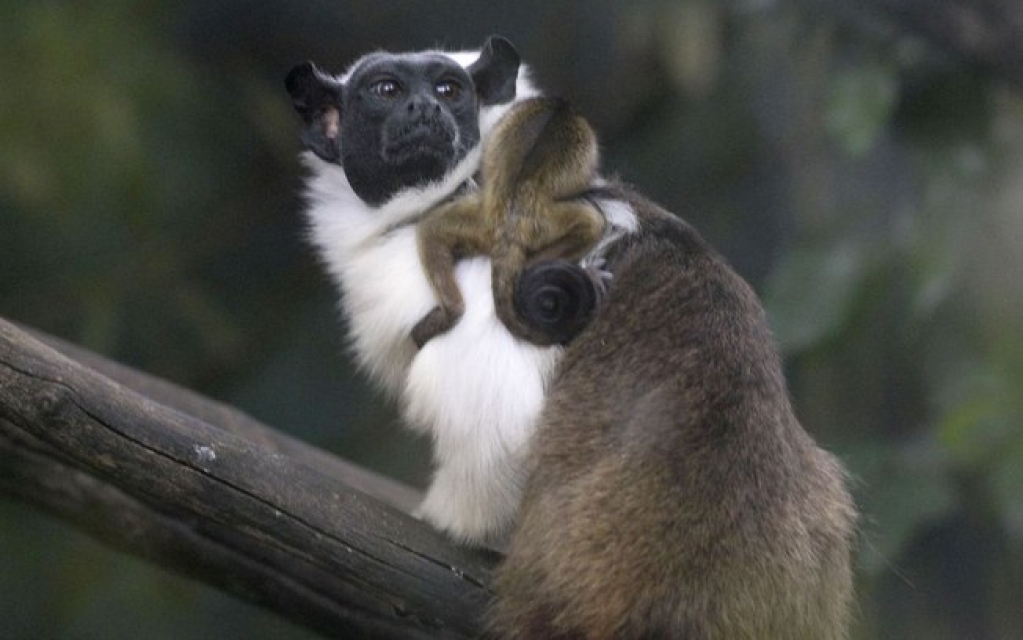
[990,443,1023,542]
[936,368,1014,466]
[763,241,870,352]
[825,63,899,157]
[844,440,958,576]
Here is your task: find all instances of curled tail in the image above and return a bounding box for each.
[494,257,599,346]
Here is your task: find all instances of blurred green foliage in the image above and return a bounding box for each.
[2,1,1022,638]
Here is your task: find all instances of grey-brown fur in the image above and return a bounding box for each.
[412,96,607,347]
[489,185,857,639]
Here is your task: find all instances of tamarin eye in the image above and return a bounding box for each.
[435,80,462,100]
[371,79,401,99]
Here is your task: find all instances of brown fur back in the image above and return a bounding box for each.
[490,185,856,639]
[483,97,599,211]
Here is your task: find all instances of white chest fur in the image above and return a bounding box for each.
[299,51,637,542]
[303,154,563,544]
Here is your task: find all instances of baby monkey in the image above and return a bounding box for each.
[412,97,607,347]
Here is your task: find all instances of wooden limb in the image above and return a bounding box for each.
[21,324,423,514]
[0,317,497,639]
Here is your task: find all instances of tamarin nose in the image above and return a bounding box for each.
[407,95,440,120]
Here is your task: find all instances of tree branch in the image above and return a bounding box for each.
[0,317,496,639]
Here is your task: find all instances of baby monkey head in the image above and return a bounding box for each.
[286,36,520,206]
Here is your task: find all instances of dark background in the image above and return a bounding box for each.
[2,1,1022,638]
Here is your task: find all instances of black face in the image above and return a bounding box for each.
[340,55,480,205]
[286,36,521,207]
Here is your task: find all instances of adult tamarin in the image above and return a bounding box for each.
[490,185,857,639]
[287,39,856,637]
[286,37,552,544]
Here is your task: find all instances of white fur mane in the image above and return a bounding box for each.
[301,46,633,544]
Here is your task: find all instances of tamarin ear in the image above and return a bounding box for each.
[285,61,343,163]
[468,36,520,106]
